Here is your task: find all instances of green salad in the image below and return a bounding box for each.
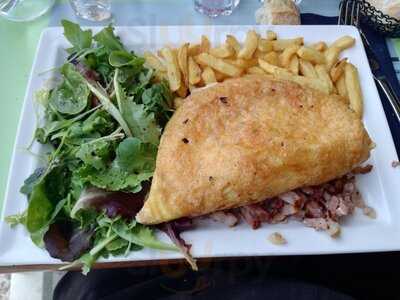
[5,20,189,274]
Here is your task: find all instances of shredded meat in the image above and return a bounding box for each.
[352,164,373,174]
[209,211,238,227]
[206,166,374,237]
[238,204,270,229]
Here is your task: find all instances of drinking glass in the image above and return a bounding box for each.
[0,0,55,22]
[69,0,111,22]
[194,0,240,18]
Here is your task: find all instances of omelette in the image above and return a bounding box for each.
[136,75,373,225]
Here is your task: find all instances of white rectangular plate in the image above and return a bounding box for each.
[1,25,400,267]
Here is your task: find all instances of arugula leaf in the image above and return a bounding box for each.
[62,20,92,54]
[49,63,90,115]
[105,238,129,252]
[77,164,152,192]
[109,50,145,69]
[141,81,174,126]
[81,109,116,135]
[112,220,178,251]
[109,51,134,67]
[93,25,124,52]
[124,103,160,145]
[115,137,157,173]
[114,70,160,145]
[76,140,114,170]
[35,105,102,144]
[85,79,133,137]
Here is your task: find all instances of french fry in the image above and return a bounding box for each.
[263,51,279,66]
[289,75,329,94]
[259,59,329,94]
[177,43,189,86]
[161,47,181,92]
[209,44,235,58]
[253,49,266,59]
[330,36,355,51]
[299,59,318,78]
[280,44,300,68]
[297,46,325,65]
[158,33,362,116]
[197,53,242,77]
[201,66,217,85]
[200,35,211,53]
[176,83,188,98]
[315,64,334,93]
[143,51,166,72]
[214,70,228,82]
[258,58,290,75]
[272,38,303,51]
[173,97,184,109]
[330,58,347,82]
[311,41,327,52]
[226,35,241,54]
[288,55,299,75]
[345,63,363,117]
[238,30,259,59]
[246,66,266,75]
[336,74,348,101]
[324,46,341,70]
[332,84,338,95]
[188,43,202,56]
[224,58,258,69]
[266,30,277,41]
[258,38,273,53]
[188,56,202,85]
[188,84,197,92]
[193,54,206,67]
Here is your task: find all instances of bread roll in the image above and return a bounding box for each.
[255,0,301,25]
[367,0,400,20]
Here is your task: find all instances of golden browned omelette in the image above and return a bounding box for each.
[136,75,373,225]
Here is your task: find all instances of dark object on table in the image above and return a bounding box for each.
[357,0,400,37]
[53,252,400,300]
[53,259,354,300]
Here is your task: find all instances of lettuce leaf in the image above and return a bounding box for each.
[62,20,92,54]
[115,137,157,173]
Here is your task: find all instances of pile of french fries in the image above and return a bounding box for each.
[144,30,363,117]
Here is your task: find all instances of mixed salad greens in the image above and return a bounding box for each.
[5,20,185,274]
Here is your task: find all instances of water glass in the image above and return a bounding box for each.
[194,0,240,18]
[69,0,111,22]
[0,0,55,22]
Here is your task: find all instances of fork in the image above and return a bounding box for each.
[338,0,400,122]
